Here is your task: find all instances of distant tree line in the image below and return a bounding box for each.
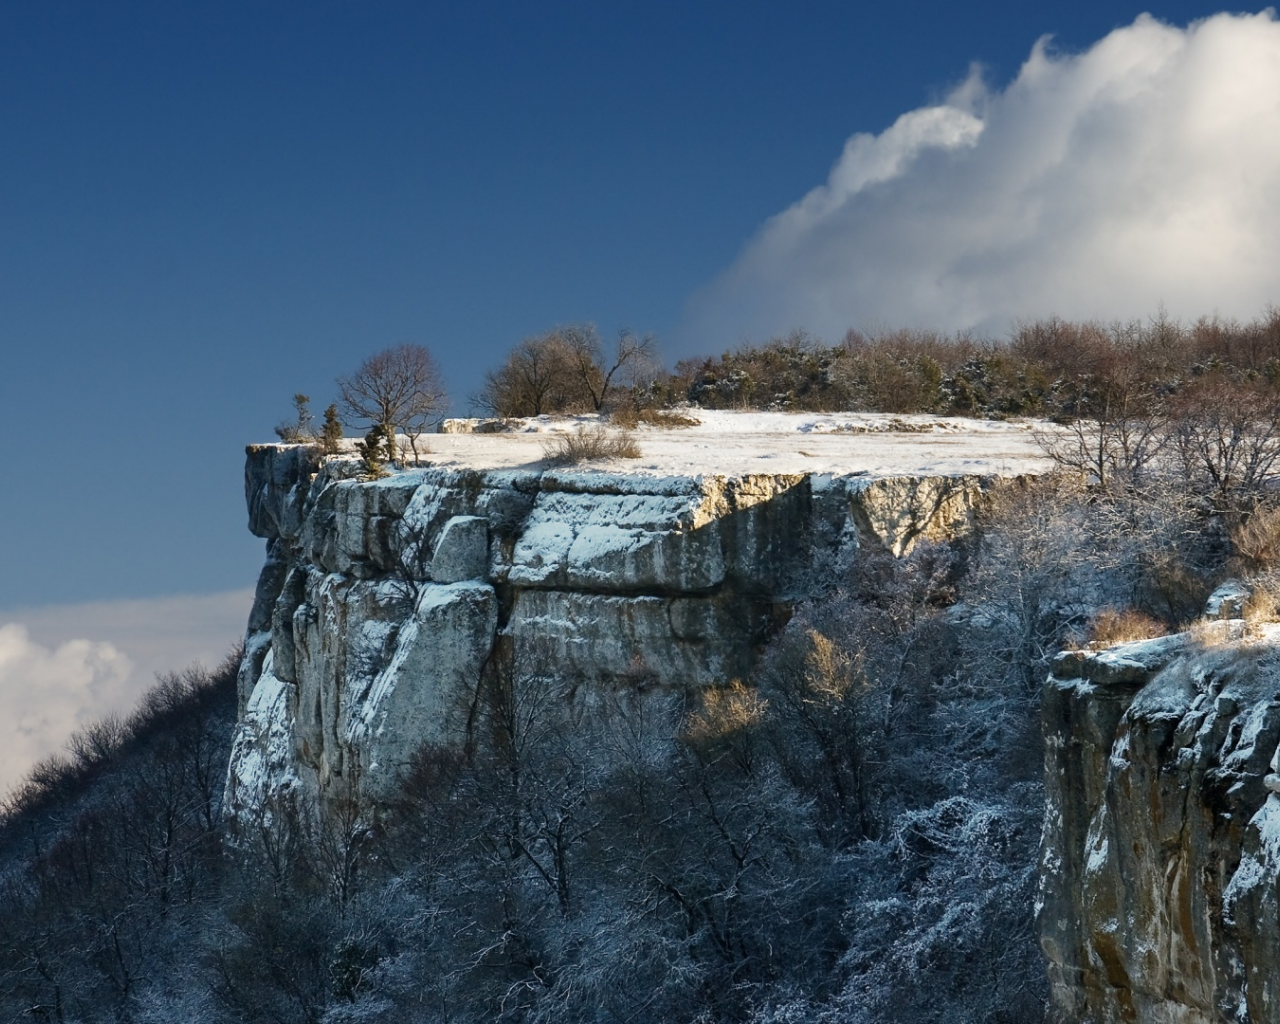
[277,309,1280,484]
[463,308,1280,421]
[664,309,1280,418]
[468,310,1280,505]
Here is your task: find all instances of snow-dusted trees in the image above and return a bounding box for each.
[338,343,447,464]
[0,522,1059,1024]
[1168,378,1280,509]
[1035,354,1280,512]
[0,658,239,1023]
[1034,371,1166,492]
[12,467,1253,1022]
[296,532,1060,1023]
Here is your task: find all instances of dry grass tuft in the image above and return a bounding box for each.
[1230,506,1280,571]
[542,425,642,465]
[606,407,639,429]
[609,407,701,429]
[1088,606,1168,647]
[1244,583,1280,625]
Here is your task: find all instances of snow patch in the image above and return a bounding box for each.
[411,411,1051,481]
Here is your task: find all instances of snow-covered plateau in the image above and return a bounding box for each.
[225,412,1048,833]
[436,408,1050,478]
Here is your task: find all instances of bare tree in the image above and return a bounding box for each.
[337,344,447,465]
[561,326,656,412]
[1168,379,1280,509]
[478,326,657,417]
[478,333,578,417]
[1035,372,1165,491]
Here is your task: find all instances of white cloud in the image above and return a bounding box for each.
[0,624,134,797]
[681,11,1280,347]
[0,589,252,797]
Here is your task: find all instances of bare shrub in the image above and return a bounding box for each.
[1143,550,1217,626]
[1187,618,1239,648]
[275,393,317,443]
[758,626,876,842]
[1088,607,1168,646]
[1228,581,1280,627]
[682,680,769,776]
[541,424,641,464]
[1034,410,1165,491]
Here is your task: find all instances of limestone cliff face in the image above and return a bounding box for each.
[224,445,997,831]
[1041,617,1280,1023]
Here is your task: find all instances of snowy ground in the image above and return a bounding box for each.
[417,410,1054,478]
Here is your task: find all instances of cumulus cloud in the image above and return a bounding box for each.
[0,589,251,796]
[681,11,1280,347]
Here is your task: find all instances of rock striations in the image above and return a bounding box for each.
[223,443,1000,835]
[1041,590,1280,1023]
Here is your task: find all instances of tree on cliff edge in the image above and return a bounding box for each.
[337,344,447,465]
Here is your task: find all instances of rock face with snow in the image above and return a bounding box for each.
[1040,620,1280,1023]
[223,442,1004,831]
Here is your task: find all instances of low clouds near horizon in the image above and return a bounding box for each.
[0,590,251,797]
[683,10,1280,347]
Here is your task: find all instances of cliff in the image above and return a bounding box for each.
[222,424,1031,833]
[1040,598,1280,1023]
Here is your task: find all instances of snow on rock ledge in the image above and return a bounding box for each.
[1041,618,1280,1023]
[227,428,1031,830]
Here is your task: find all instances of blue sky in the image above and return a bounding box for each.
[0,0,1253,608]
[3,2,1279,787]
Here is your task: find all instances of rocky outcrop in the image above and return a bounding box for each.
[1040,611,1280,1023]
[224,447,1003,832]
